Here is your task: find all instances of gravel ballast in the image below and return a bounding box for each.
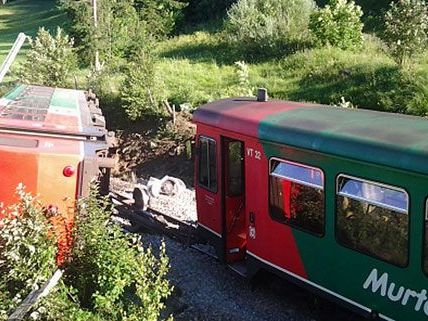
[143,234,362,321]
[112,178,362,321]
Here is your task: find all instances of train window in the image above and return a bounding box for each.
[198,136,217,192]
[269,159,325,236]
[336,175,409,267]
[227,141,244,196]
[425,200,428,275]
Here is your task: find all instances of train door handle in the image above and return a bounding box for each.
[249,212,255,224]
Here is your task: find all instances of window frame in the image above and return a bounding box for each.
[197,135,218,193]
[336,174,409,214]
[268,157,326,237]
[335,173,410,268]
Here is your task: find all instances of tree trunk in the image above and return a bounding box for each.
[92,0,101,72]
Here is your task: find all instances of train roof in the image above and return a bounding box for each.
[193,97,428,176]
[0,84,106,137]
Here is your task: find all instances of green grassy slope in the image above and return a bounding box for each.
[157,30,428,115]
[0,0,67,63]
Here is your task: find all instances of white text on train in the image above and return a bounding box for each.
[363,268,428,316]
[246,148,261,160]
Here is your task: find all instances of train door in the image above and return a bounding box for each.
[222,137,246,263]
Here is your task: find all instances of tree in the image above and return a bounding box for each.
[134,0,188,38]
[121,46,167,120]
[60,0,188,67]
[383,0,428,65]
[60,0,141,67]
[18,27,77,87]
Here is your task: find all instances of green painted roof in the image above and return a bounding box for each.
[194,98,428,176]
[259,106,428,176]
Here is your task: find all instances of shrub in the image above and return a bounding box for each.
[56,189,172,321]
[309,0,364,50]
[225,0,316,58]
[233,61,253,96]
[121,48,167,120]
[0,187,172,321]
[383,0,428,65]
[18,27,77,87]
[0,185,57,320]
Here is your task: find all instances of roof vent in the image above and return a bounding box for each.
[257,88,268,102]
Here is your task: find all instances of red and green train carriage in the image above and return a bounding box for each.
[193,94,428,321]
[0,84,114,263]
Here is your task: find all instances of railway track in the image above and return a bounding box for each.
[109,190,215,257]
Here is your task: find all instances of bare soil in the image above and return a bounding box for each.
[112,113,196,187]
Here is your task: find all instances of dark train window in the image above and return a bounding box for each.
[198,136,217,192]
[269,159,325,236]
[424,200,428,275]
[227,141,244,196]
[336,175,409,267]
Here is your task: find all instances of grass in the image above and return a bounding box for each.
[0,0,68,73]
[156,30,428,116]
[1,0,427,118]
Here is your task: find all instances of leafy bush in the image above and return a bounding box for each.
[225,0,316,58]
[0,185,57,320]
[121,48,167,120]
[18,27,77,87]
[309,0,364,50]
[406,68,428,116]
[233,61,253,96]
[383,0,428,65]
[57,189,172,321]
[0,187,172,321]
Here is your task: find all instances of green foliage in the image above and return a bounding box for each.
[279,46,414,113]
[18,27,77,87]
[309,0,364,50]
[134,0,188,38]
[58,189,172,321]
[225,0,316,58]
[60,0,142,67]
[233,61,253,96]
[0,187,171,320]
[0,185,57,320]
[121,48,167,120]
[182,0,236,24]
[383,0,428,65]
[406,67,428,116]
[60,0,187,67]
[0,0,68,66]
